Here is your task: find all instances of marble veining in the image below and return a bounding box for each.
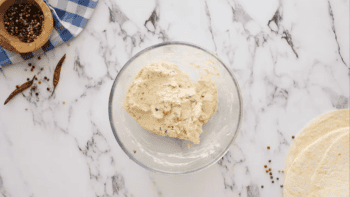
[0,0,348,196]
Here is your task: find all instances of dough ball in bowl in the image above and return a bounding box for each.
[108,42,243,174]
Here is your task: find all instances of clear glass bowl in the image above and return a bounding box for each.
[108,42,243,174]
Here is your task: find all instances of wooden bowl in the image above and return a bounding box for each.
[0,0,53,53]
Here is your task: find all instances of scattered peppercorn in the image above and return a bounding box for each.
[155,108,158,111]
[47,78,49,81]
[272,181,274,183]
[38,81,41,84]
[16,85,19,88]
[267,146,270,149]
[269,160,271,163]
[266,170,268,173]
[261,185,264,188]
[282,170,284,173]
[28,63,32,66]
[44,76,47,79]
[292,136,295,139]
[35,93,38,96]
[270,172,272,175]
[38,56,41,60]
[133,150,136,153]
[270,176,273,179]
[25,69,27,71]
[277,177,279,180]
[269,168,271,171]
[41,68,43,71]
[47,87,50,91]
[264,165,267,168]
[280,185,283,188]
[27,78,30,81]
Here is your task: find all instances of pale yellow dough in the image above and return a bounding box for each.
[122,61,218,144]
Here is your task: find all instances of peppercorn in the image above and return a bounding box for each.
[267,146,270,149]
[292,136,295,139]
[269,160,271,163]
[264,165,267,168]
[261,185,264,188]
[4,3,43,43]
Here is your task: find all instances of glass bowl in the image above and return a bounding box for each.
[108,42,243,174]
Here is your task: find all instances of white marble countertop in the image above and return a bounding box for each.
[0,0,349,196]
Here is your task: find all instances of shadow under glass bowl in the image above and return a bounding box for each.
[108,42,243,174]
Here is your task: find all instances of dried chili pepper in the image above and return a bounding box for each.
[4,75,35,105]
[51,54,66,96]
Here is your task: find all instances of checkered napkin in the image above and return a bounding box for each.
[0,0,98,68]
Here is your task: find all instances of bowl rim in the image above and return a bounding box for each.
[108,41,243,174]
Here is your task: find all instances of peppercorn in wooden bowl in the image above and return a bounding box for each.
[0,0,53,53]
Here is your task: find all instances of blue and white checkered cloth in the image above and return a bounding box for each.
[0,0,98,68]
